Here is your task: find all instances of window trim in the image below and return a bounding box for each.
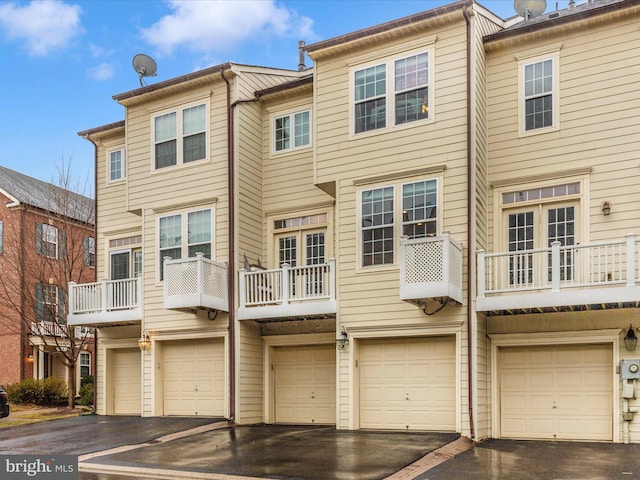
[349,45,435,138]
[107,148,126,183]
[271,109,312,155]
[151,100,209,171]
[83,236,95,268]
[156,207,214,282]
[517,49,560,137]
[357,176,441,271]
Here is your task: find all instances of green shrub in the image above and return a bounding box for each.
[77,376,94,406]
[6,377,68,406]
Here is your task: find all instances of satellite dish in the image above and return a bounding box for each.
[132,54,157,87]
[514,0,546,20]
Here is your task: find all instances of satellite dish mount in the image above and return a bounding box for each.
[514,0,546,21]
[132,54,158,87]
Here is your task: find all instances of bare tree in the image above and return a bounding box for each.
[0,161,95,408]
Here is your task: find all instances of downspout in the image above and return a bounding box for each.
[220,68,236,422]
[81,133,100,413]
[221,66,261,422]
[462,3,475,441]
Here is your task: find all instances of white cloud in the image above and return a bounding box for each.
[0,1,83,56]
[87,62,114,81]
[88,42,114,59]
[140,0,315,56]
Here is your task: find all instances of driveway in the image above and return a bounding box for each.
[0,415,460,480]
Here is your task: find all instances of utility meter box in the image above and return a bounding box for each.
[621,359,640,380]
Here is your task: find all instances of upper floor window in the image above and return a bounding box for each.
[517,47,560,135]
[158,208,212,280]
[0,220,3,254]
[273,110,311,153]
[154,103,207,169]
[36,223,65,259]
[360,178,438,267]
[353,49,431,134]
[83,236,95,267]
[36,283,66,323]
[108,149,125,182]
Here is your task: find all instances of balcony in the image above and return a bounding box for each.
[400,234,463,306]
[68,277,142,327]
[477,234,640,313]
[238,260,337,320]
[164,253,229,312]
[30,322,94,338]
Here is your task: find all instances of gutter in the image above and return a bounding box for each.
[462,3,475,441]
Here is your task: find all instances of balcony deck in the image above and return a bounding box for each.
[164,254,229,312]
[477,234,640,313]
[400,234,463,306]
[238,260,337,320]
[68,277,142,327]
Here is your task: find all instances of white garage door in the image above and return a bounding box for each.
[360,336,456,431]
[500,343,612,441]
[164,338,225,416]
[113,348,141,415]
[274,345,336,424]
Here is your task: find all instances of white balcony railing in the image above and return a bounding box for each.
[238,259,337,320]
[400,234,464,305]
[164,253,229,312]
[68,277,142,326]
[30,321,94,339]
[477,233,640,312]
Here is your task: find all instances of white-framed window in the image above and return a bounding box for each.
[273,109,311,153]
[517,47,560,135]
[352,48,432,135]
[79,352,91,379]
[108,149,125,182]
[360,178,438,267]
[83,236,95,267]
[158,208,212,280]
[36,283,65,323]
[36,223,64,259]
[153,102,207,169]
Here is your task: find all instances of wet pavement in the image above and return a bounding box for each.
[416,439,640,480]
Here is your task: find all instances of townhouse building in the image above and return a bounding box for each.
[0,166,95,394]
[70,0,640,443]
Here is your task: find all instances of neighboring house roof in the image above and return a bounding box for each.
[255,74,314,99]
[0,165,94,224]
[484,0,635,43]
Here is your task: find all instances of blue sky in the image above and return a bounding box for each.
[0,0,541,191]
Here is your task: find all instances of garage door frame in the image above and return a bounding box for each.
[490,329,620,442]
[263,333,336,424]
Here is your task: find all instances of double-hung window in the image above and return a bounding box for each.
[273,110,311,153]
[36,223,64,259]
[518,47,560,134]
[83,236,95,267]
[154,102,207,169]
[36,283,66,323]
[353,47,432,134]
[158,208,212,280]
[108,149,125,182]
[361,179,438,267]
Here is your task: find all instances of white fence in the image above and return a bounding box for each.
[69,277,141,315]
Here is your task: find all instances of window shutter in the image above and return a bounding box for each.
[59,231,67,260]
[35,223,43,255]
[35,283,43,322]
[58,288,67,324]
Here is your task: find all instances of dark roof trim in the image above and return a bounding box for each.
[304,0,472,54]
[256,74,314,98]
[77,120,125,138]
[484,0,636,43]
[112,62,232,102]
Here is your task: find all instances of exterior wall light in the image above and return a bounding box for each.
[602,201,611,216]
[336,327,349,351]
[138,331,151,352]
[27,353,34,363]
[624,324,637,351]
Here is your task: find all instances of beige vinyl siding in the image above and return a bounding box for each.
[486,12,640,252]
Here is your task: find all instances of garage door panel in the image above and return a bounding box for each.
[274,345,335,425]
[113,348,141,415]
[500,344,612,441]
[360,336,455,431]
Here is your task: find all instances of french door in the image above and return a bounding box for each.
[506,202,578,286]
[276,230,326,297]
